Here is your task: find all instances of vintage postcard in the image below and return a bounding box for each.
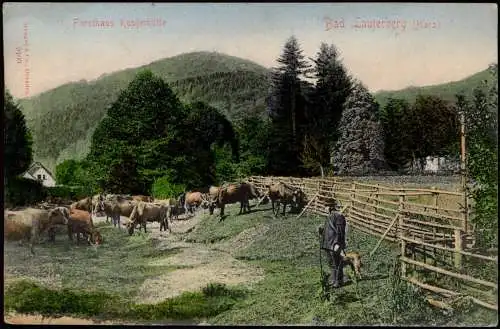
[3,2,498,326]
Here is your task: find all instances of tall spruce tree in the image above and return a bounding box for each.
[267,36,311,176]
[309,43,352,144]
[333,80,386,174]
[302,43,352,175]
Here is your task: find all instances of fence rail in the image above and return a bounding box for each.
[246,175,498,311]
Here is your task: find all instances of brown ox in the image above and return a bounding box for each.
[97,199,137,228]
[98,194,131,223]
[65,209,102,245]
[132,195,154,202]
[208,186,220,205]
[126,202,169,235]
[209,182,260,221]
[179,191,205,215]
[266,182,304,216]
[70,197,93,212]
[4,207,70,254]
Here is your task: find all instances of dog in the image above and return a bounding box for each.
[341,251,363,280]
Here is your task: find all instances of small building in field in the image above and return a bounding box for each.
[22,162,56,187]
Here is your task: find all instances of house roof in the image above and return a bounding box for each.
[25,162,54,178]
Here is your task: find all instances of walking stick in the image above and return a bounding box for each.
[318,233,329,301]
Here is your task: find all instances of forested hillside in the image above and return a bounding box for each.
[374,68,495,109]
[18,52,271,171]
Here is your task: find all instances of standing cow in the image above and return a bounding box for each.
[178,191,205,215]
[266,182,304,216]
[4,207,70,254]
[209,182,260,221]
[126,202,169,235]
[97,198,136,228]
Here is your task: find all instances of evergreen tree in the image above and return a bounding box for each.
[302,43,352,175]
[309,43,352,145]
[267,36,311,176]
[4,90,33,181]
[334,81,386,174]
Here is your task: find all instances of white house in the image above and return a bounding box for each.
[22,162,56,187]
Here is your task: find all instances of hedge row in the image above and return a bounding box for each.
[4,177,96,207]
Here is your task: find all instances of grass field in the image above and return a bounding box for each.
[3,202,497,325]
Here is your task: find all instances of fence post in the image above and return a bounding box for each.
[316,179,320,212]
[432,187,438,265]
[454,229,463,269]
[350,182,356,210]
[374,183,380,214]
[399,193,407,278]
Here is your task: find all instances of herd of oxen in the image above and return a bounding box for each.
[4,181,306,254]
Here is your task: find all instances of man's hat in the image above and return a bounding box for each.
[326,199,341,213]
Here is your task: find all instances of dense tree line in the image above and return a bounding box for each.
[380,95,460,172]
[52,35,469,195]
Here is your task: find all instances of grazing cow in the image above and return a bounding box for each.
[4,207,70,254]
[179,191,205,215]
[132,195,154,202]
[97,198,137,228]
[209,182,260,221]
[266,182,304,216]
[126,202,169,235]
[66,209,102,245]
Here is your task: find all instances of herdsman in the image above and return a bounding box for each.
[319,201,348,288]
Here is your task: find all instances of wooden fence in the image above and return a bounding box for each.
[246,175,498,311]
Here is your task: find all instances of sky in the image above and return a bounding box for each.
[3,2,498,99]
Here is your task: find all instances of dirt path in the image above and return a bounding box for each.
[131,211,265,304]
[3,312,207,325]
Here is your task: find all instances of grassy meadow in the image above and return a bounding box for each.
[3,202,497,325]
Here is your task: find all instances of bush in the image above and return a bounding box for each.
[45,185,95,201]
[5,177,47,207]
[151,175,186,199]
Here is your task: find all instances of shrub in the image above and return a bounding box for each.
[5,177,47,207]
[45,185,94,201]
[151,175,186,199]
